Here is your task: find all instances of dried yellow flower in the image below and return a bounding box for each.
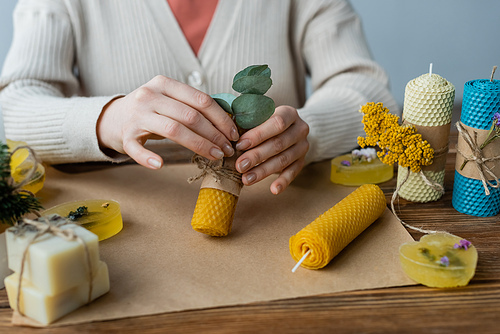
[357,102,434,173]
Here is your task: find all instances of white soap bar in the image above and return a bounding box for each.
[4,261,110,325]
[0,232,11,289]
[6,223,100,296]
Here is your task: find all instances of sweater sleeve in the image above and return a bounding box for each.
[293,0,399,164]
[0,1,125,164]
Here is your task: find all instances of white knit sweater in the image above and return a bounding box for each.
[0,0,398,165]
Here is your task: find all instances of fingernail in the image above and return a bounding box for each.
[236,139,250,151]
[223,143,234,157]
[245,173,256,184]
[147,158,162,169]
[238,159,251,173]
[210,147,224,159]
[273,184,283,195]
[231,128,240,141]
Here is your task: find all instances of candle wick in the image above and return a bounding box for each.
[292,249,311,273]
[429,63,433,77]
[491,65,497,82]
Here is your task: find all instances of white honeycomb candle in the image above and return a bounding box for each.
[397,69,455,202]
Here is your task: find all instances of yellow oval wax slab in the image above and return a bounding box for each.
[399,233,478,288]
[43,199,123,241]
[330,154,393,186]
[7,139,46,194]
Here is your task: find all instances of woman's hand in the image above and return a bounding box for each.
[97,75,239,169]
[234,105,309,195]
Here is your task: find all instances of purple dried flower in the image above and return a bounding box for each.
[494,112,500,127]
[341,160,351,166]
[439,256,450,267]
[454,239,472,250]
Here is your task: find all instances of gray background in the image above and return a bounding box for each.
[1,0,499,108]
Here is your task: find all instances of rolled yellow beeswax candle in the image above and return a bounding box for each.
[289,184,386,270]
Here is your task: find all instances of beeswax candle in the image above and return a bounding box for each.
[397,71,455,202]
[330,150,393,186]
[399,233,477,288]
[452,75,500,216]
[43,199,123,241]
[191,153,242,237]
[6,220,100,296]
[7,139,45,195]
[289,184,386,270]
[4,261,110,325]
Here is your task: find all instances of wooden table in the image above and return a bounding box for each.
[1,133,499,333]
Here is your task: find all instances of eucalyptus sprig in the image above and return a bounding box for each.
[211,64,275,130]
[0,143,42,225]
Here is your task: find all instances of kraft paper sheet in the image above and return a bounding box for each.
[14,161,415,327]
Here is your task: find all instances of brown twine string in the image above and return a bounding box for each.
[456,121,500,195]
[390,167,450,236]
[14,216,94,316]
[491,66,498,82]
[187,154,242,184]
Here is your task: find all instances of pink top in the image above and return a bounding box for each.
[167,0,219,56]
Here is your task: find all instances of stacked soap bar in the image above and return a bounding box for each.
[4,217,110,325]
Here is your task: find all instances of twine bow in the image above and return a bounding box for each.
[14,216,94,316]
[456,121,500,195]
[187,154,242,184]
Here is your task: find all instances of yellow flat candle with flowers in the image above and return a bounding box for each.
[42,199,123,241]
[289,184,386,270]
[399,233,477,288]
[330,148,393,186]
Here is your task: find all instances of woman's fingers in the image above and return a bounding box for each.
[234,105,310,194]
[150,96,234,157]
[150,75,240,142]
[240,139,309,187]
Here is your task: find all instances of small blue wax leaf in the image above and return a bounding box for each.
[232,94,275,129]
[211,93,237,114]
[232,76,272,95]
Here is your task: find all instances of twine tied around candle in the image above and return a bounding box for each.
[391,167,448,235]
[187,154,242,184]
[13,216,94,317]
[456,121,500,195]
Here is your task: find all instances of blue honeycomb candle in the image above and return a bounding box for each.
[452,74,500,217]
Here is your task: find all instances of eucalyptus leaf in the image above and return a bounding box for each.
[233,64,271,83]
[232,76,272,95]
[232,94,275,129]
[211,93,237,114]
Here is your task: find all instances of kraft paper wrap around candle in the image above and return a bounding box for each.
[452,78,500,216]
[396,73,455,202]
[289,184,386,270]
[190,151,243,237]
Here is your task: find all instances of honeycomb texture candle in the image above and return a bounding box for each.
[452,78,500,216]
[191,188,238,236]
[289,184,386,270]
[190,152,242,237]
[397,73,455,202]
[399,233,477,288]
